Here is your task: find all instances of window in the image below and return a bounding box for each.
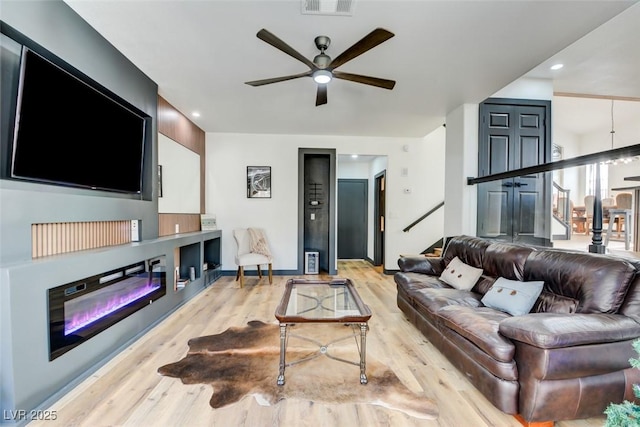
[586,163,609,199]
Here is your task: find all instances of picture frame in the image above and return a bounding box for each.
[200,214,217,231]
[247,166,271,198]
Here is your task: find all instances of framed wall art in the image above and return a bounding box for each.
[247,166,271,198]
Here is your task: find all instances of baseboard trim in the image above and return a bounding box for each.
[221,266,399,277]
[221,269,300,277]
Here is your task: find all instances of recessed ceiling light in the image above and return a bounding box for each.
[191,111,201,118]
[550,63,564,70]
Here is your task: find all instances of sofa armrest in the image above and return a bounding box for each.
[397,256,445,276]
[499,313,640,349]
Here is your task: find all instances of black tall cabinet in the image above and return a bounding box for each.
[298,148,336,275]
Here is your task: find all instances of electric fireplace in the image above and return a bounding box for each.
[48,256,166,360]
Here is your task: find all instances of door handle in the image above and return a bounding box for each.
[502,182,514,187]
[514,182,528,187]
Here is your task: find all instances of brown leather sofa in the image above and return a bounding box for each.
[395,235,640,424]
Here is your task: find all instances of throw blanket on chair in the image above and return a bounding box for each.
[248,228,272,260]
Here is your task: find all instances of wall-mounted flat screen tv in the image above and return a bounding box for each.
[11,47,148,194]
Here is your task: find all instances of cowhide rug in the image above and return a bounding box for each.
[158,320,438,420]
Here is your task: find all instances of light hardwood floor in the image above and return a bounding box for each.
[28,261,608,427]
[552,233,639,260]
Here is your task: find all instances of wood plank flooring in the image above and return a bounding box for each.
[28,261,608,427]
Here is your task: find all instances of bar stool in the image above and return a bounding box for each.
[604,193,633,250]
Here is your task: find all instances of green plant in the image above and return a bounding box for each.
[604,339,640,426]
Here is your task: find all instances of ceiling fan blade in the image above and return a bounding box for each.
[316,84,328,106]
[328,28,394,70]
[333,71,396,90]
[245,71,311,87]
[256,29,316,70]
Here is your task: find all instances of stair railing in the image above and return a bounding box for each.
[552,181,571,239]
[403,201,445,232]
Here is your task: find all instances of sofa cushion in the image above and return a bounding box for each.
[439,256,483,290]
[442,235,491,268]
[436,305,515,362]
[481,277,544,316]
[481,242,535,281]
[523,250,636,314]
[618,259,640,319]
[438,325,518,381]
[413,288,483,318]
[394,271,450,294]
[533,291,578,314]
[397,256,445,275]
[470,275,496,295]
[499,313,640,349]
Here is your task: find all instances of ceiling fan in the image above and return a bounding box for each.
[244,28,396,106]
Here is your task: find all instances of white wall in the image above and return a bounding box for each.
[554,99,639,206]
[492,77,554,100]
[157,133,200,213]
[444,104,478,237]
[610,162,640,204]
[205,130,446,272]
[552,128,584,203]
[337,158,373,179]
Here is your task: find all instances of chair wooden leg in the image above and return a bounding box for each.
[257,265,263,278]
[236,267,240,281]
[268,263,273,285]
[239,266,244,288]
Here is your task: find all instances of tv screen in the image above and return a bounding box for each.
[11,47,147,194]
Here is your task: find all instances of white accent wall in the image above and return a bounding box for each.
[443,104,479,238]
[158,133,200,214]
[205,130,446,272]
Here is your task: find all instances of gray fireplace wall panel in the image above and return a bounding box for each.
[0,1,200,422]
[0,0,159,266]
[1,231,222,422]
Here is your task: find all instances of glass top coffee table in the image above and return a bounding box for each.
[274,278,372,386]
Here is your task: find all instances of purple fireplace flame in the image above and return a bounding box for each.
[64,277,160,335]
[49,257,166,360]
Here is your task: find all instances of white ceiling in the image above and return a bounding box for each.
[64,0,640,139]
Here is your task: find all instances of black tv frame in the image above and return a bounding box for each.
[0,21,153,200]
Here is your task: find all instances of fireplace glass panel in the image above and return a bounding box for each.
[49,256,166,360]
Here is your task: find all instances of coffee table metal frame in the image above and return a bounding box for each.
[274,278,372,386]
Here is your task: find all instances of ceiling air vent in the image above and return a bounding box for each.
[302,0,355,16]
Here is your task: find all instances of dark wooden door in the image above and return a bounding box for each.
[477,99,551,245]
[338,179,367,259]
[373,172,385,266]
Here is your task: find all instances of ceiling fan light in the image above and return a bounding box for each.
[313,69,332,84]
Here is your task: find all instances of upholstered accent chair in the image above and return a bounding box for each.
[233,228,273,288]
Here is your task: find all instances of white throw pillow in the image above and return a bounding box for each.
[481,277,544,316]
[439,256,483,291]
